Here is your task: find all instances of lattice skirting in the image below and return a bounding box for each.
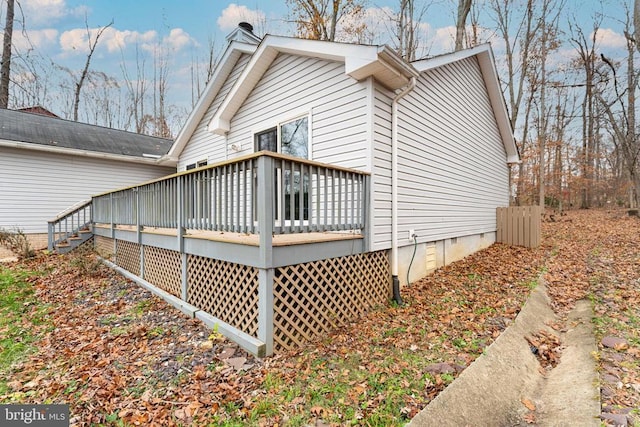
[115,240,141,276]
[143,246,182,298]
[187,255,259,338]
[94,235,114,258]
[273,250,391,350]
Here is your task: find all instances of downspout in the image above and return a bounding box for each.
[391,76,416,305]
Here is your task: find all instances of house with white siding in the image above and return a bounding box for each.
[0,108,175,250]
[86,23,519,356]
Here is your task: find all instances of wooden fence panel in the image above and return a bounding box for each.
[496,206,541,248]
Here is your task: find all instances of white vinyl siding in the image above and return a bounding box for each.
[178,54,251,170]
[226,53,370,171]
[372,86,393,250]
[394,56,509,245]
[0,147,173,233]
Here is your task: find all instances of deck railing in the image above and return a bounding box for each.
[47,199,92,251]
[92,151,370,238]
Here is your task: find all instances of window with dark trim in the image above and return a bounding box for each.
[254,116,310,221]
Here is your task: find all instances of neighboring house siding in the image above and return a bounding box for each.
[178,54,251,170]
[0,147,174,233]
[226,53,370,171]
[395,56,509,244]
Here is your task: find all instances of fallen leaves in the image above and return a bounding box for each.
[526,330,562,370]
[1,209,638,425]
[521,397,536,411]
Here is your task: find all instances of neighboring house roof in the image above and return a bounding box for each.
[0,109,176,166]
[17,105,60,118]
[168,27,519,165]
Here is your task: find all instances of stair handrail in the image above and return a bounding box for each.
[47,199,93,251]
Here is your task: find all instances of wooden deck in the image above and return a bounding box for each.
[94,224,363,247]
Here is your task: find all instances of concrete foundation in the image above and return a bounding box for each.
[397,231,496,286]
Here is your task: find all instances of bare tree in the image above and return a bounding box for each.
[0,0,15,108]
[454,0,472,51]
[151,45,171,138]
[286,0,365,41]
[569,14,601,209]
[597,10,640,208]
[489,0,542,204]
[121,44,147,133]
[73,19,113,121]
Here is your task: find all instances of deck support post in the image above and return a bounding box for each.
[47,221,54,252]
[257,268,274,356]
[181,253,188,302]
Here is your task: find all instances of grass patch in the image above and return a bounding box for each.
[0,266,49,395]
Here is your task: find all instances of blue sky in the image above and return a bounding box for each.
[4,0,631,128]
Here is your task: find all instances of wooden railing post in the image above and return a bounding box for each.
[177,175,185,253]
[109,193,115,239]
[256,154,274,355]
[257,155,274,266]
[362,174,371,251]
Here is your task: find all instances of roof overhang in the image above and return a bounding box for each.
[413,44,520,164]
[166,41,259,160]
[208,35,419,135]
[0,138,177,167]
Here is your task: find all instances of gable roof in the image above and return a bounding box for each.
[207,35,419,136]
[168,36,519,165]
[412,44,519,164]
[167,35,419,159]
[0,109,176,166]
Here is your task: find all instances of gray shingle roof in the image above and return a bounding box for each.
[0,108,173,157]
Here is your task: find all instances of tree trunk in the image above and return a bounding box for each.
[455,0,472,51]
[0,0,15,109]
[73,21,112,122]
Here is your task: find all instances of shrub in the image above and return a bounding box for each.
[0,227,35,259]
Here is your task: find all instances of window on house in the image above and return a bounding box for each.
[185,159,207,171]
[255,117,308,158]
[254,116,309,222]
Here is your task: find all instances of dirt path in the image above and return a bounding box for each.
[410,209,639,426]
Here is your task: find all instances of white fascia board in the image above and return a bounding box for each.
[208,36,420,134]
[208,42,280,134]
[168,41,257,156]
[475,47,520,164]
[207,116,230,135]
[412,44,491,72]
[0,139,176,167]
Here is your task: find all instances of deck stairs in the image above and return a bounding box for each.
[53,226,93,254]
[48,200,94,254]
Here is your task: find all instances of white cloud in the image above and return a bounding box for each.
[431,26,456,53]
[10,29,58,52]
[594,28,627,50]
[217,4,265,32]
[20,0,88,27]
[162,28,197,51]
[59,27,159,55]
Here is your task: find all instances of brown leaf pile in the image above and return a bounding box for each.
[525,329,562,370]
[1,208,638,425]
[542,209,640,425]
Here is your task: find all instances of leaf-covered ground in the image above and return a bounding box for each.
[0,209,638,426]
